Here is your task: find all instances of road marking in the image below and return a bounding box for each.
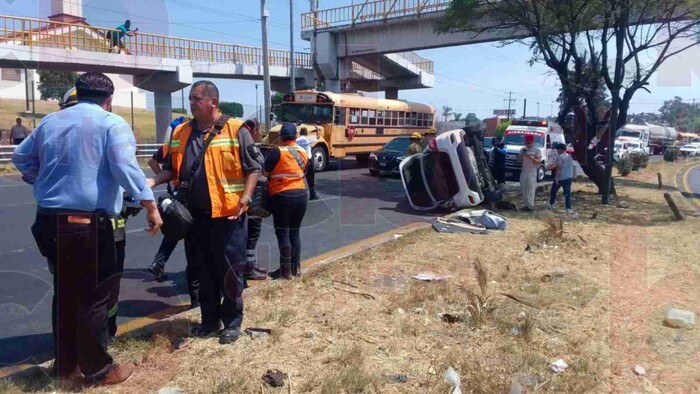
[309,196,340,203]
[681,162,700,212]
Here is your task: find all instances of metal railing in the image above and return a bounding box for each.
[393,51,434,74]
[1,143,162,163]
[302,0,451,30]
[0,14,312,68]
[350,62,383,80]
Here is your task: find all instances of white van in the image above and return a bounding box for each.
[399,129,484,211]
[616,124,651,154]
[503,119,565,182]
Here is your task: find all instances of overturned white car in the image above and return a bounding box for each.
[400,128,499,211]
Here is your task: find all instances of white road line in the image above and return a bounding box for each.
[309,196,340,203]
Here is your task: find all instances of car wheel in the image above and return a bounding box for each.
[537,166,545,183]
[369,169,380,176]
[311,146,328,172]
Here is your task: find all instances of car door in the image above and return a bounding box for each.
[399,153,440,211]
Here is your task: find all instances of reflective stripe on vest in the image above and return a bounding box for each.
[268,143,308,196]
[111,217,126,230]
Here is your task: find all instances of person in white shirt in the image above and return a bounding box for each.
[546,142,576,215]
[518,134,543,211]
[10,118,30,145]
[296,127,319,200]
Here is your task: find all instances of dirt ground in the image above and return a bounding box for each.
[3,159,699,394]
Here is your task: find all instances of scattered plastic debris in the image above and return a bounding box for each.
[388,374,408,384]
[438,313,465,324]
[550,359,568,373]
[444,367,462,394]
[413,273,452,282]
[633,365,646,376]
[393,234,404,239]
[158,388,184,394]
[262,369,288,387]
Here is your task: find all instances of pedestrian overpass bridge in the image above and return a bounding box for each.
[0,14,433,141]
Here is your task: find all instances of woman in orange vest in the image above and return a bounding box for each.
[264,123,309,279]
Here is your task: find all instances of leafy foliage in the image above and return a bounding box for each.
[38,71,78,101]
[495,120,511,138]
[659,97,700,132]
[616,156,633,176]
[219,102,244,118]
[172,108,187,114]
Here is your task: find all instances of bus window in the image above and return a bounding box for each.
[279,103,333,124]
[361,109,369,125]
[398,112,405,126]
[390,111,398,126]
[376,110,384,125]
[349,108,360,124]
[368,110,376,126]
[335,107,346,126]
[410,112,418,126]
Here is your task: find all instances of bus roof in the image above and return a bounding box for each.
[293,90,435,113]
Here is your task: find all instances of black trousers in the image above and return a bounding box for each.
[185,210,247,329]
[269,190,308,271]
[152,237,179,267]
[31,210,116,380]
[305,162,316,193]
[107,238,125,337]
[493,164,506,184]
[247,216,263,251]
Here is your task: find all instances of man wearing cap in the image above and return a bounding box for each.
[406,132,423,156]
[518,134,543,211]
[546,142,576,215]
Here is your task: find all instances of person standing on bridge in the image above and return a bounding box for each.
[108,20,138,54]
[264,123,309,279]
[12,72,162,386]
[148,80,261,345]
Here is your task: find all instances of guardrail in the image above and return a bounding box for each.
[394,51,434,74]
[302,0,451,31]
[0,143,162,163]
[0,14,312,68]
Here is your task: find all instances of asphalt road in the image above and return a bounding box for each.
[0,159,432,369]
[679,161,700,211]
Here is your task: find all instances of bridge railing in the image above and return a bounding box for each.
[393,51,434,74]
[1,143,163,164]
[0,14,312,68]
[302,0,451,31]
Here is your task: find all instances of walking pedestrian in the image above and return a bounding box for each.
[241,118,268,281]
[264,123,309,279]
[295,127,319,200]
[13,72,161,386]
[545,142,576,215]
[518,134,542,211]
[148,80,261,344]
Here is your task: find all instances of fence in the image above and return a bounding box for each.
[1,143,162,164]
[302,0,451,30]
[0,14,312,68]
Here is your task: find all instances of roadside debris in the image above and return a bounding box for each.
[388,374,408,384]
[158,388,184,394]
[262,369,288,387]
[549,359,569,373]
[244,327,272,339]
[393,234,404,239]
[663,308,696,329]
[438,312,466,324]
[443,367,463,394]
[524,244,532,252]
[428,217,488,234]
[456,209,508,230]
[413,273,452,282]
[541,272,566,283]
[495,200,518,211]
[633,365,646,376]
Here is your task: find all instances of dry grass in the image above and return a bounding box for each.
[2,159,699,393]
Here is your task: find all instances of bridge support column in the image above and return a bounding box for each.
[384,87,399,100]
[154,92,173,143]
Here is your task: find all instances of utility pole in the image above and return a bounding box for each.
[537,102,540,118]
[692,98,697,133]
[522,98,527,119]
[310,0,318,89]
[181,88,185,110]
[289,0,296,92]
[261,0,272,133]
[504,92,515,120]
[255,84,259,119]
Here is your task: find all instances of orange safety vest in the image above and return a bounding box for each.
[268,141,308,196]
[165,115,246,218]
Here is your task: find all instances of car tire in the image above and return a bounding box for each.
[369,169,380,176]
[311,146,328,172]
[537,165,545,183]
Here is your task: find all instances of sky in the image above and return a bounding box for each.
[2,0,699,120]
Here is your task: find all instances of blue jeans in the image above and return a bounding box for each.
[549,178,573,210]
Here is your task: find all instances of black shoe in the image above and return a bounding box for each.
[291,265,301,277]
[521,207,534,212]
[147,262,167,281]
[191,325,219,338]
[268,268,292,280]
[219,328,241,345]
[309,192,320,201]
[245,265,268,281]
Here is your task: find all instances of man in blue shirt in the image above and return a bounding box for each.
[12,72,161,387]
[108,20,137,54]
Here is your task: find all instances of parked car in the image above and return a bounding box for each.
[679,143,700,157]
[399,129,484,211]
[368,135,432,176]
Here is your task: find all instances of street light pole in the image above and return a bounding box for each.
[255,84,259,119]
[289,0,296,92]
[504,91,515,121]
[261,0,272,133]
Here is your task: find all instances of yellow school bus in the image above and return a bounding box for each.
[266,90,436,171]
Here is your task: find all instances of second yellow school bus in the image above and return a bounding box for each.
[266,90,436,171]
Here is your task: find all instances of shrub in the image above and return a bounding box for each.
[639,152,650,168]
[172,108,187,114]
[663,147,679,162]
[629,152,642,171]
[616,156,633,176]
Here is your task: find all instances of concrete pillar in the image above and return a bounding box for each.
[154,92,172,143]
[385,87,399,100]
[325,79,341,93]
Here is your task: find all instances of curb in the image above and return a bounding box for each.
[675,160,700,214]
[0,221,431,382]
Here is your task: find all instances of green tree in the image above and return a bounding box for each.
[466,113,480,124]
[658,97,700,131]
[441,105,453,123]
[219,102,244,118]
[271,91,285,119]
[453,113,464,122]
[38,71,78,101]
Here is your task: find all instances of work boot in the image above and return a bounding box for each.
[146,262,167,281]
[268,265,292,280]
[291,263,302,277]
[244,250,268,280]
[309,191,320,201]
[191,324,220,338]
[94,363,136,386]
[219,327,241,345]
